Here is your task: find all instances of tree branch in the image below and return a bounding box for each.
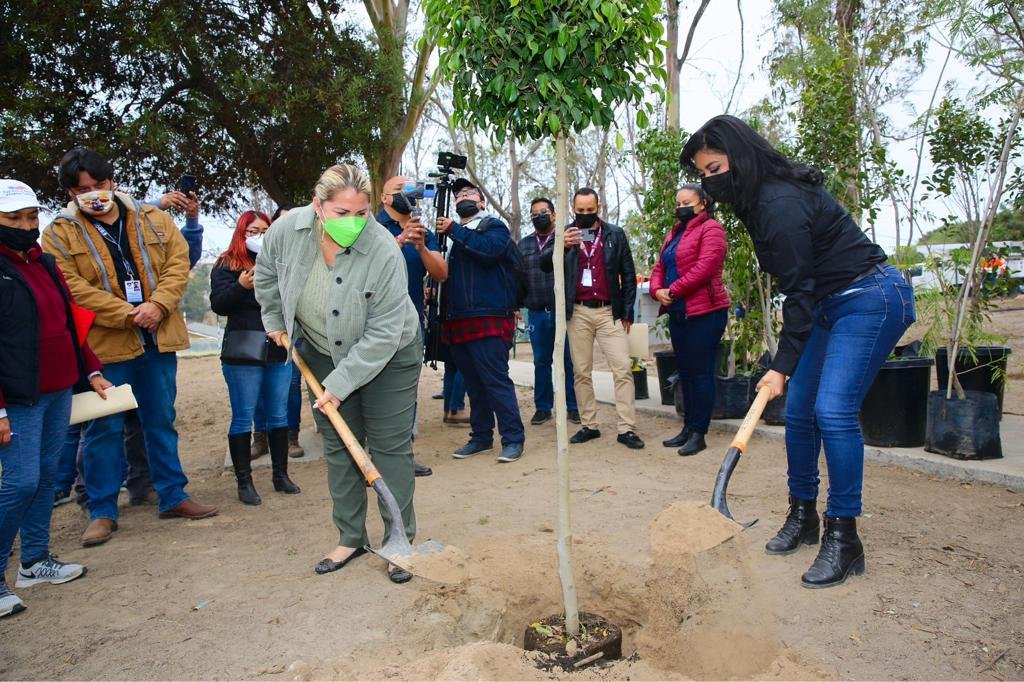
[676,0,711,74]
[725,0,745,113]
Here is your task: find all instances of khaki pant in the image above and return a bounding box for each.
[300,339,420,549]
[567,304,636,434]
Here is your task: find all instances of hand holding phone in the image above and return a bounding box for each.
[580,227,596,243]
[176,174,197,195]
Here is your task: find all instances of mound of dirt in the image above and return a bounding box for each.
[642,501,782,679]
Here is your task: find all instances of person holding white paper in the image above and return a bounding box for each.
[0,179,111,619]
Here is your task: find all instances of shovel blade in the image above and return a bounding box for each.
[710,446,758,529]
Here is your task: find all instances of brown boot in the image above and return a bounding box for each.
[158,499,219,520]
[287,430,305,458]
[251,431,269,459]
[444,410,470,425]
[81,518,118,547]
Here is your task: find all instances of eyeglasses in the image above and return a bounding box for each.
[244,228,264,237]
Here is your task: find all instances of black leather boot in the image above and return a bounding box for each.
[801,516,865,589]
[662,426,692,448]
[677,431,706,456]
[228,433,261,505]
[765,496,819,555]
[268,428,301,494]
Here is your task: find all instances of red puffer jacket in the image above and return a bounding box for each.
[648,211,730,317]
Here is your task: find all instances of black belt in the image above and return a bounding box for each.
[845,262,887,288]
[528,306,554,313]
[575,300,610,308]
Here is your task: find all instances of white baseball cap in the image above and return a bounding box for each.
[0,179,42,213]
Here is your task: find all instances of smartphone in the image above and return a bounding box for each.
[176,174,197,194]
[580,227,597,243]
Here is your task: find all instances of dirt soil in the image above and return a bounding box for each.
[2,355,1023,680]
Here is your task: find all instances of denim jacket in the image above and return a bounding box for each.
[443,215,521,320]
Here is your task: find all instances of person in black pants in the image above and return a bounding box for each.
[210,211,299,504]
[682,115,915,588]
[648,184,730,456]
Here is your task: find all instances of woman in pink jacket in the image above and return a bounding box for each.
[649,184,730,456]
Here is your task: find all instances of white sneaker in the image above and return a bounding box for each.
[0,586,26,618]
[15,555,86,587]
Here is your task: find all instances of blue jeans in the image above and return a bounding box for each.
[442,363,466,412]
[222,361,291,436]
[669,308,727,434]
[56,424,82,495]
[450,336,525,446]
[527,309,577,412]
[0,389,72,576]
[81,348,189,519]
[254,348,303,432]
[785,265,916,517]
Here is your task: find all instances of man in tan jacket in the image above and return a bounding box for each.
[42,147,217,547]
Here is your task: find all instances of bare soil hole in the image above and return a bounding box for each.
[522,611,623,670]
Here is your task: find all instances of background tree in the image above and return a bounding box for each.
[424,0,665,638]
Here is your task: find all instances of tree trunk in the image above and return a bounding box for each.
[509,138,522,241]
[554,131,579,638]
[835,0,862,222]
[665,0,679,130]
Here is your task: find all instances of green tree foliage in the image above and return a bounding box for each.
[181,263,214,324]
[630,127,689,270]
[0,1,400,209]
[423,0,665,144]
[919,210,1024,244]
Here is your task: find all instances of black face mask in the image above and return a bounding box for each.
[675,206,697,224]
[531,213,552,232]
[390,193,414,215]
[0,225,40,252]
[455,200,480,219]
[701,171,736,205]
[575,213,598,229]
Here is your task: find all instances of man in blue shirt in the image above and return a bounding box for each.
[378,176,448,476]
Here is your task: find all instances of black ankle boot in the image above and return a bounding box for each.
[677,431,706,456]
[801,516,865,589]
[662,426,692,448]
[268,428,301,494]
[765,496,819,555]
[228,433,261,505]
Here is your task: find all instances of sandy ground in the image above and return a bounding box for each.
[1,356,1023,680]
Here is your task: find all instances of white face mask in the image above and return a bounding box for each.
[76,190,115,216]
[245,234,263,253]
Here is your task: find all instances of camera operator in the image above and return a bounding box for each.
[378,176,447,477]
[435,179,525,464]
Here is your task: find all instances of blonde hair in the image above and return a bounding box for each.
[314,164,372,202]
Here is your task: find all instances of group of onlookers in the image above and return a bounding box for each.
[1,114,915,621]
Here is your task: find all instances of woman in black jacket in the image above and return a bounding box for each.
[210,211,298,505]
[682,116,915,589]
[0,180,111,618]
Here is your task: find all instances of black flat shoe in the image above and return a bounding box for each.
[568,410,581,424]
[314,547,367,574]
[617,431,645,449]
[570,427,601,444]
[677,432,706,456]
[413,460,433,477]
[662,427,692,448]
[388,566,413,584]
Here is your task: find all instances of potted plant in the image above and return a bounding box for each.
[917,90,1023,460]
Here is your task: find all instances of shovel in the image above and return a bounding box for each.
[284,334,458,581]
[709,385,773,528]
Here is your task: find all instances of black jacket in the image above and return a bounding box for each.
[540,220,637,322]
[0,251,89,406]
[739,180,886,376]
[210,259,286,364]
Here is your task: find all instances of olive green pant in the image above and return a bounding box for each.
[300,340,420,549]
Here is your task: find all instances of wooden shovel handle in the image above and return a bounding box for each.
[729,385,773,453]
[282,333,381,485]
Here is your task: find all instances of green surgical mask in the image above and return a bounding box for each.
[321,215,368,247]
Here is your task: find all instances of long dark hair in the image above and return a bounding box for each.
[680,115,823,216]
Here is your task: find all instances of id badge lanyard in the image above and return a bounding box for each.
[580,226,601,288]
[91,217,144,303]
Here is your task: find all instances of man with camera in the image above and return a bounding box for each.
[435,179,525,463]
[542,187,644,450]
[378,176,448,477]
[42,147,218,548]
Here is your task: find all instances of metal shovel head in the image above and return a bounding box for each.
[710,446,759,529]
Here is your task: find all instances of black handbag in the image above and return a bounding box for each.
[221,330,273,365]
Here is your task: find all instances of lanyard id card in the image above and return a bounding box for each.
[124,279,144,303]
[581,268,593,288]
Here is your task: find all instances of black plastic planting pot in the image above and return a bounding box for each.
[924,390,1002,460]
[859,357,934,447]
[713,375,753,419]
[934,346,1011,417]
[654,350,677,406]
[633,367,650,401]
